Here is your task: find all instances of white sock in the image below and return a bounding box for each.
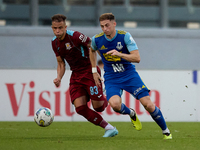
[162,128,170,134]
[105,123,115,130]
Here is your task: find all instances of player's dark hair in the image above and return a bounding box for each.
[51,14,66,22]
[99,13,115,22]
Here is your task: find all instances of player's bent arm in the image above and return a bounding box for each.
[56,56,66,80]
[107,49,140,63]
[97,50,101,56]
[89,48,97,68]
[121,50,140,63]
[87,38,92,49]
[89,48,102,87]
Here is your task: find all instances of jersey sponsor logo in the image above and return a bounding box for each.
[79,34,87,43]
[116,42,123,50]
[103,52,121,62]
[100,45,107,50]
[65,43,71,50]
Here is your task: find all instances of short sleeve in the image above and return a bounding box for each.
[124,32,138,52]
[91,36,98,51]
[73,31,91,47]
[51,38,60,57]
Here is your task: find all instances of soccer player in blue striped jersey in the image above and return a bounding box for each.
[89,13,172,139]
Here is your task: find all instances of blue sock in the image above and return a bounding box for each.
[150,106,167,130]
[116,103,130,115]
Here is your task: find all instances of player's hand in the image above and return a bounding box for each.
[93,72,103,88]
[106,49,121,57]
[53,78,61,87]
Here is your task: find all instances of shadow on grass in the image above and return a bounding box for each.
[3,134,160,142]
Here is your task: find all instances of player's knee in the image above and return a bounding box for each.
[144,102,155,113]
[94,107,103,112]
[108,95,121,111]
[95,100,108,112]
[109,101,121,112]
[94,104,105,112]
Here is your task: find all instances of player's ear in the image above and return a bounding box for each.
[113,21,117,27]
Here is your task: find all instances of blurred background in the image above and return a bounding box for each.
[0,0,200,70]
[0,0,200,28]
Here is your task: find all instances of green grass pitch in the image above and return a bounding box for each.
[0,122,199,150]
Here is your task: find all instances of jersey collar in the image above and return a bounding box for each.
[104,30,118,42]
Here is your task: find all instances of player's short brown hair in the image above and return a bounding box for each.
[51,14,66,22]
[99,13,115,22]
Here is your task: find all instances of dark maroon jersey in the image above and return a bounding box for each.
[51,30,105,102]
[52,30,91,72]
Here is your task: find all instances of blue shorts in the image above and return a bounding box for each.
[104,71,150,101]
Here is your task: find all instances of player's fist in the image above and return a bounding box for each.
[106,49,121,57]
[53,78,61,87]
[93,73,102,88]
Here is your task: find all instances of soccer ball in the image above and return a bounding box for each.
[34,107,54,127]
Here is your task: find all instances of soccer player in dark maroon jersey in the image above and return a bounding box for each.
[51,14,118,137]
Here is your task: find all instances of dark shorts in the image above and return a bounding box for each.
[69,67,106,103]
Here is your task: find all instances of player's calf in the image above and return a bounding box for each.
[75,105,103,125]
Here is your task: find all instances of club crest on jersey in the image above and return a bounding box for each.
[65,43,71,50]
[116,42,123,50]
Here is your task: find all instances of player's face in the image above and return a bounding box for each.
[51,21,67,40]
[100,20,116,39]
